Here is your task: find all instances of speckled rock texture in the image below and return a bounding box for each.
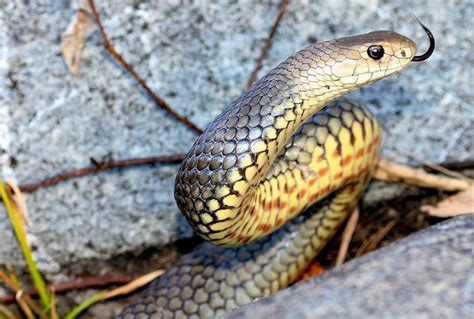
[226,215,474,319]
[0,1,472,273]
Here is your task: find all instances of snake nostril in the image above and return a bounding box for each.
[401,50,406,58]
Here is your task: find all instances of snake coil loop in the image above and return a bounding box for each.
[120,26,434,319]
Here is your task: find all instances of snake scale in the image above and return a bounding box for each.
[120,25,434,318]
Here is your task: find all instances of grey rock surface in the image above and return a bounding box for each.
[226,215,474,319]
[0,1,472,272]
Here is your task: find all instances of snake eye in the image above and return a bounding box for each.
[367,45,385,60]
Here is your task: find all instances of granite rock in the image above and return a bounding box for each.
[0,1,472,272]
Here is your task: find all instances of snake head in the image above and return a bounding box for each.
[327,30,418,86]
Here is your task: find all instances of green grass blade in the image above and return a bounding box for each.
[0,182,51,309]
[64,290,107,319]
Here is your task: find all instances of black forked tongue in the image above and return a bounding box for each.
[412,18,435,62]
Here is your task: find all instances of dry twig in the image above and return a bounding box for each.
[0,276,133,304]
[11,1,295,195]
[402,152,470,181]
[87,0,203,134]
[244,0,291,89]
[335,207,359,266]
[18,154,185,193]
[435,160,474,171]
[356,220,397,257]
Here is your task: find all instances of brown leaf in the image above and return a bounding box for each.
[61,1,96,75]
[421,185,474,217]
[6,181,45,233]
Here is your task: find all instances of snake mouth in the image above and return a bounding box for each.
[412,18,435,62]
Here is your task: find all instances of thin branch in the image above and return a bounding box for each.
[14,154,474,196]
[244,0,291,89]
[402,152,470,181]
[0,276,132,304]
[435,160,474,171]
[355,220,397,257]
[18,154,186,193]
[13,1,292,194]
[87,0,203,134]
[335,207,359,266]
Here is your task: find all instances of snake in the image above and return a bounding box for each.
[119,23,434,319]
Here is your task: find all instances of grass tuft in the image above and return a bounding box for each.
[0,182,51,311]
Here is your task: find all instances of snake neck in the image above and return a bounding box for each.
[175,42,382,247]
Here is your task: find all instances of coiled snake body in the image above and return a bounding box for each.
[120,28,433,318]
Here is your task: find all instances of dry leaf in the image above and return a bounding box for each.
[61,1,97,75]
[6,181,45,233]
[421,185,474,217]
[6,181,30,227]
